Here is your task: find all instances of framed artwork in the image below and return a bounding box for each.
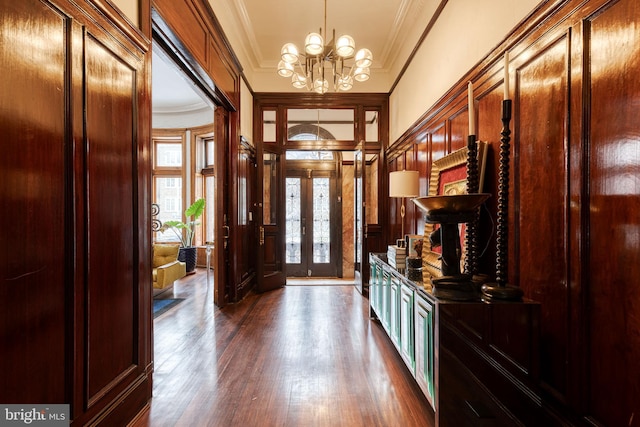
[421,141,488,278]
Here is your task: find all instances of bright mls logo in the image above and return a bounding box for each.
[1,405,69,426]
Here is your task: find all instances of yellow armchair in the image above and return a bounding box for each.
[153,244,186,295]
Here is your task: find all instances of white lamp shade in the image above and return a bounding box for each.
[335,35,355,57]
[313,78,329,94]
[281,43,299,63]
[355,48,373,67]
[389,170,419,198]
[305,32,324,55]
[292,73,307,88]
[337,75,353,91]
[277,60,294,78]
[354,67,370,82]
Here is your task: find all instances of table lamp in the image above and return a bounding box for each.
[389,170,420,242]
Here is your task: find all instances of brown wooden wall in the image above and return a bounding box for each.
[387,0,640,424]
[152,0,241,109]
[0,0,152,425]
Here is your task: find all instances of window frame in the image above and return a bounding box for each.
[152,131,187,243]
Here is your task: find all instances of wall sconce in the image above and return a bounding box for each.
[389,170,420,241]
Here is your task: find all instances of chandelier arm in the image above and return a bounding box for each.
[294,57,306,75]
[344,64,354,78]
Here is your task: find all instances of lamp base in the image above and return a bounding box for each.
[481,282,523,301]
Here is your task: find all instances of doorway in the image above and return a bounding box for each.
[285,151,341,277]
[151,41,221,298]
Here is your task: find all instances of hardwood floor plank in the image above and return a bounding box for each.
[133,270,434,426]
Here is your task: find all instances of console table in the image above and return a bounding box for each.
[369,253,552,426]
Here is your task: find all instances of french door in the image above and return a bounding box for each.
[285,167,339,277]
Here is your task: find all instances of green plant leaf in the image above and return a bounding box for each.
[157,198,206,247]
[185,198,205,219]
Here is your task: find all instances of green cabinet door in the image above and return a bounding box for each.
[415,293,435,409]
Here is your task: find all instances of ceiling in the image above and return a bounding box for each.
[152,48,211,114]
[152,0,444,111]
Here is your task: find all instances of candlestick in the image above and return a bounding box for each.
[481,99,523,301]
[464,134,480,276]
[468,81,475,135]
[503,52,510,100]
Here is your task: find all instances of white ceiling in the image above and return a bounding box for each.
[152,0,444,111]
[152,47,211,113]
[212,0,443,92]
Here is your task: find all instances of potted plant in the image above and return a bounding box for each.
[159,198,205,273]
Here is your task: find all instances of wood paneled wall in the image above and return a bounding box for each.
[0,0,152,425]
[152,0,241,109]
[387,0,640,424]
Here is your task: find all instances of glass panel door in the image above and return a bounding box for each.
[285,169,338,277]
[312,177,330,264]
[286,177,302,265]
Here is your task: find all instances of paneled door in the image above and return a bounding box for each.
[256,147,286,292]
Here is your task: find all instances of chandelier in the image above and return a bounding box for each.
[277,0,373,94]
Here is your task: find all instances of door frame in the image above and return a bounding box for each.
[284,157,341,277]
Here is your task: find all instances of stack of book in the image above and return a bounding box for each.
[387,245,406,269]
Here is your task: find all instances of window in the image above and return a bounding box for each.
[196,132,215,245]
[156,143,182,167]
[287,108,354,142]
[285,151,334,160]
[152,134,185,242]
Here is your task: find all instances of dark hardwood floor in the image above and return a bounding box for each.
[132,269,434,426]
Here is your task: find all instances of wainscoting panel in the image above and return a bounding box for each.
[0,0,152,424]
[515,32,571,402]
[586,0,640,424]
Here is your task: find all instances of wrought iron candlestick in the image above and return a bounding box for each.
[481,99,523,300]
[464,134,480,276]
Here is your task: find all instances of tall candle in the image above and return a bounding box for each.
[468,81,475,135]
[503,52,510,100]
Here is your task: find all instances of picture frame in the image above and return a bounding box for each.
[421,141,488,278]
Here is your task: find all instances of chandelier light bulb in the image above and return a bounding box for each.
[281,43,299,64]
[335,35,355,58]
[305,32,324,55]
[277,60,294,78]
[354,66,370,82]
[354,48,373,68]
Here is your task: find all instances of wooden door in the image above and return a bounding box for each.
[214,106,229,305]
[256,146,286,292]
[354,143,367,293]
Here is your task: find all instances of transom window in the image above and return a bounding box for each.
[286,151,335,160]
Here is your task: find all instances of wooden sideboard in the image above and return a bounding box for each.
[369,253,561,426]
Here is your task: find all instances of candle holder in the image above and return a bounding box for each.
[481,99,523,301]
[464,134,480,276]
[413,193,490,300]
